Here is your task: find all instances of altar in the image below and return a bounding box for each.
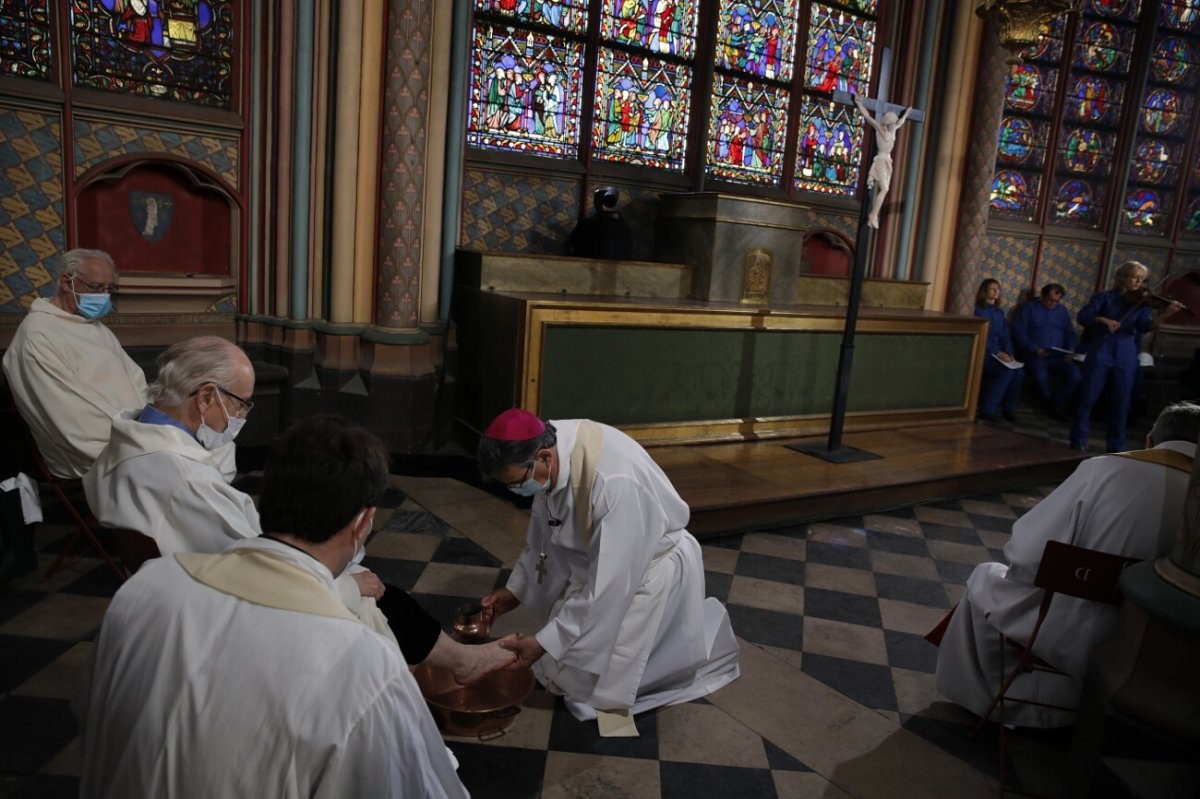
[453,250,986,446]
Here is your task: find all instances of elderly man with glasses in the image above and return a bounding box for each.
[3,248,147,480]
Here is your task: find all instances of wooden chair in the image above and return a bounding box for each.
[972,539,1140,795]
[8,403,126,583]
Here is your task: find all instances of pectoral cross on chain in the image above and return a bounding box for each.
[535,553,548,584]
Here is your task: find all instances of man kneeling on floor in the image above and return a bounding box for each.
[934,401,1199,727]
[77,415,469,797]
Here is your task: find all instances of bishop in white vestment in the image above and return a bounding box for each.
[934,403,1198,727]
[478,409,740,733]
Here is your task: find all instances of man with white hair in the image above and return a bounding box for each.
[935,401,1199,727]
[3,248,147,479]
[85,336,514,682]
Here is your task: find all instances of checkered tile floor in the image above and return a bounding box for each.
[1,473,1080,798]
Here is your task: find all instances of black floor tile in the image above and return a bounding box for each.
[58,562,122,598]
[966,513,1015,534]
[410,593,488,632]
[801,653,898,711]
[0,589,44,626]
[703,534,744,551]
[382,509,448,535]
[763,738,812,772]
[734,552,804,586]
[430,536,503,568]
[884,630,940,673]
[725,604,803,651]
[873,573,950,609]
[451,741,546,799]
[659,761,778,799]
[935,559,978,585]
[545,701,661,760]
[0,695,77,774]
[803,587,882,628]
[360,557,427,593]
[704,570,732,604]
[0,635,73,694]
[379,485,408,508]
[804,540,872,571]
[919,522,987,547]
[864,530,931,557]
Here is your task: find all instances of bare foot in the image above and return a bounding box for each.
[451,637,519,685]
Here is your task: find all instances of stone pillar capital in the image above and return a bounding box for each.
[976,0,1079,64]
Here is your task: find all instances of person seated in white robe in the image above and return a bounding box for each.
[77,414,470,798]
[84,335,514,682]
[934,401,1199,728]
[477,408,741,737]
[3,248,147,480]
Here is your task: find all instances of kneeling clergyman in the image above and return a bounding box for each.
[477,408,741,737]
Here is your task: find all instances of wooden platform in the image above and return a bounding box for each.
[652,423,1087,538]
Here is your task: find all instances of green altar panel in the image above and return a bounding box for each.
[539,327,974,424]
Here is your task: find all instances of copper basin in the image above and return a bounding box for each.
[413,663,535,740]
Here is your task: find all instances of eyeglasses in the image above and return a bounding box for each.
[504,462,534,490]
[190,383,255,417]
[71,275,119,294]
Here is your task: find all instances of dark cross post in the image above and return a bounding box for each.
[791,48,925,463]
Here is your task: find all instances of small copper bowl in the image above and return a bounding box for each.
[452,603,495,643]
[412,663,534,740]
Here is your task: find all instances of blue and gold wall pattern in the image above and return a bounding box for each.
[460,166,580,254]
[1037,237,1103,312]
[73,117,239,189]
[0,106,66,314]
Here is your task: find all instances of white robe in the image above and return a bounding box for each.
[2,298,147,478]
[511,420,740,720]
[76,537,468,799]
[935,441,1194,727]
[83,410,258,555]
[83,410,390,637]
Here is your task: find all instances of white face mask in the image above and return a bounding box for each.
[196,388,246,450]
[340,508,374,576]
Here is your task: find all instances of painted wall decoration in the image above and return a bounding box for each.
[467,26,585,158]
[0,0,52,79]
[0,107,65,314]
[602,0,699,58]
[70,0,236,108]
[591,48,692,171]
[459,167,580,254]
[73,118,239,189]
[1038,237,1106,310]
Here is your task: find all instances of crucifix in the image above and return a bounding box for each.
[791,47,926,463]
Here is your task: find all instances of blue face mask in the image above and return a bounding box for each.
[76,292,113,320]
[508,460,550,497]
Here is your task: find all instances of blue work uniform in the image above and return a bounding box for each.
[1069,289,1154,451]
[1011,300,1082,411]
[974,303,1024,417]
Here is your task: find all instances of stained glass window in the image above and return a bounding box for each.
[467,26,585,157]
[1153,36,1197,85]
[591,49,692,170]
[1053,178,1103,224]
[1059,127,1114,176]
[70,1,236,108]
[706,75,788,185]
[716,0,799,82]
[473,0,590,35]
[1,1,52,80]
[991,170,1039,218]
[1088,0,1142,21]
[794,97,864,195]
[802,4,875,97]
[1163,0,1200,31]
[601,0,700,59]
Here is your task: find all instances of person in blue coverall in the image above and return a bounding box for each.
[974,278,1023,422]
[1070,261,1183,452]
[1012,283,1081,419]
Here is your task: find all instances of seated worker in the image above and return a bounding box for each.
[84,338,512,682]
[77,415,469,797]
[934,402,1198,727]
[477,409,740,736]
[1012,283,1081,419]
[974,278,1024,423]
[3,248,147,479]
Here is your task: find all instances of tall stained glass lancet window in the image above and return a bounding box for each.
[989,16,1065,220]
[591,0,700,171]
[1049,0,1143,229]
[1120,2,1200,233]
[1,1,52,80]
[69,1,236,108]
[706,0,802,187]
[793,1,878,196]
